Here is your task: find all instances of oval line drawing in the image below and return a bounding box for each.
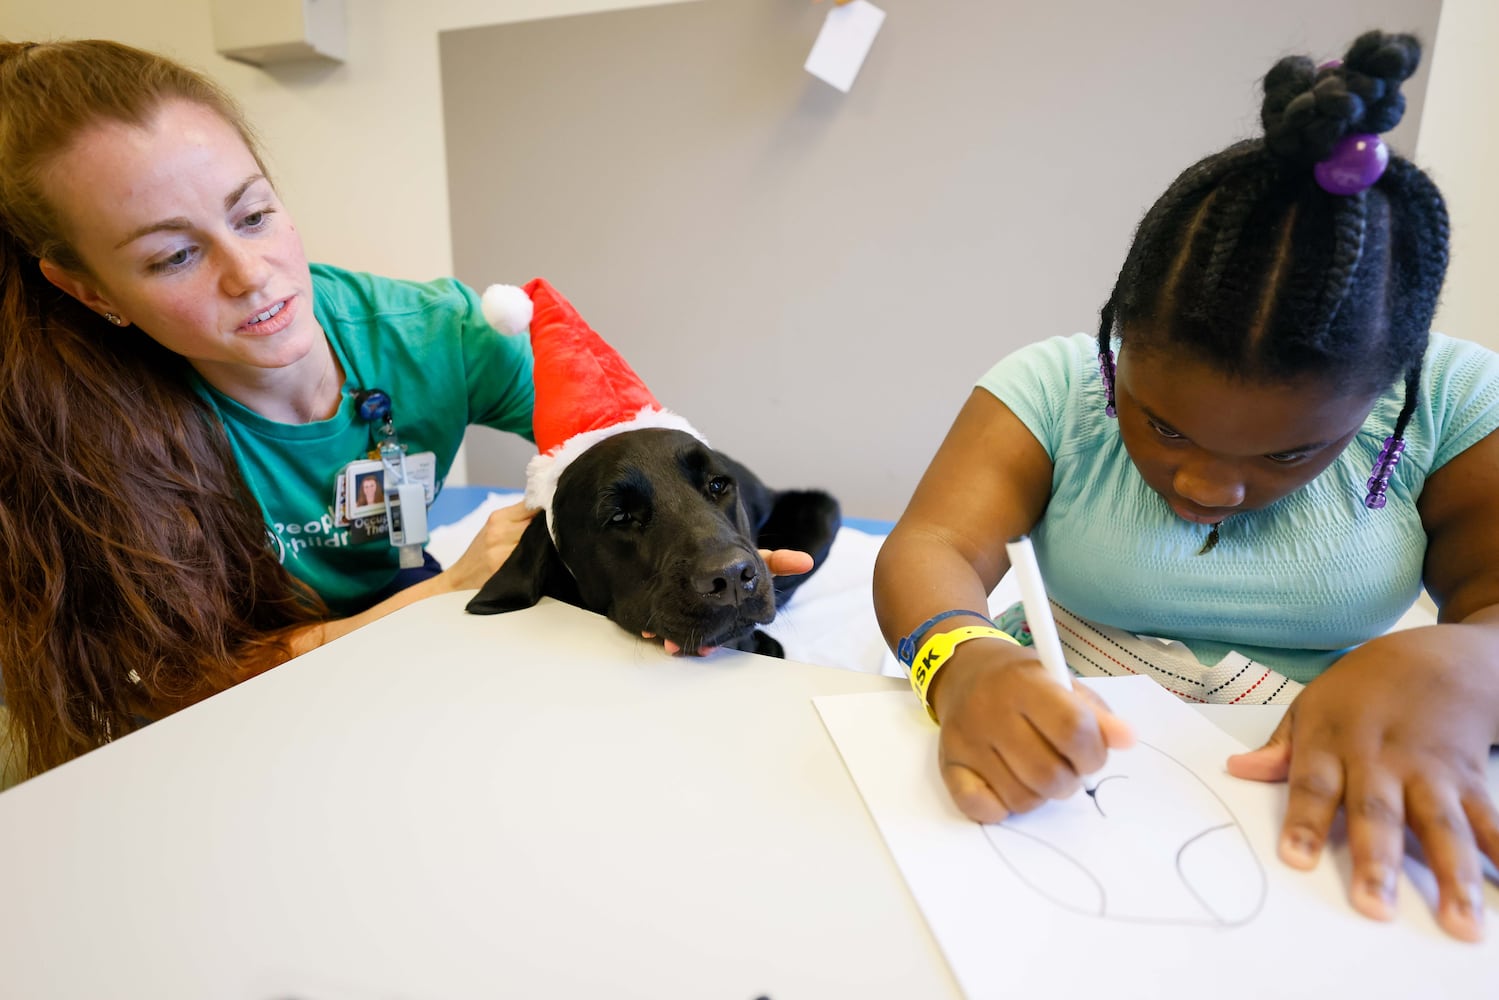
[980,740,1268,927]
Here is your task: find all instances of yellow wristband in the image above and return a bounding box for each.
[910,626,1020,723]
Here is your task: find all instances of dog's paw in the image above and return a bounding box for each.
[746,629,785,659]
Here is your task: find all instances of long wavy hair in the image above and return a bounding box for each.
[0,40,328,778]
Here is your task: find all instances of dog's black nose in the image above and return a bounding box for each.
[694,557,759,606]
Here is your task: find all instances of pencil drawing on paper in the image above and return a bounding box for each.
[980,740,1268,926]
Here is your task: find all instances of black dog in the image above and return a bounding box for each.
[465,428,840,658]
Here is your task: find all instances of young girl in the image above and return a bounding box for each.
[874,31,1499,942]
[0,40,541,779]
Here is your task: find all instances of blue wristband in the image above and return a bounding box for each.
[896,609,997,668]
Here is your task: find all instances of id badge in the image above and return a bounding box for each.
[345,458,388,519]
[331,471,350,527]
[385,483,429,547]
[330,449,437,547]
[401,451,438,503]
[347,511,389,545]
[332,457,387,543]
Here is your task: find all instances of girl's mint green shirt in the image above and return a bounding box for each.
[194,263,534,614]
[978,332,1499,683]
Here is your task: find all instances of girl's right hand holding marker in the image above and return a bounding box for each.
[927,642,1136,823]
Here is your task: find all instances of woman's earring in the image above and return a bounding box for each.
[103,312,125,326]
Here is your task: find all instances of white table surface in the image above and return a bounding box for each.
[0,595,1485,999]
[0,595,958,1000]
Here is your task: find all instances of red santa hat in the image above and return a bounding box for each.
[481,278,705,535]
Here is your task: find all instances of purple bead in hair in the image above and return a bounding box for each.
[1098,350,1118,418]
[1308,58,1390,197]
[1315,133,1390,197]
[1363,435,1406,509]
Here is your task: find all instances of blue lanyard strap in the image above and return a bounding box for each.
[354,388,400,458]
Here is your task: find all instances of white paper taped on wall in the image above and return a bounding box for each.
[805,0,886,93]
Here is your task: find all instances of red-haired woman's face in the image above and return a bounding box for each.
[38,99,320,398]
[1114,345,1380,524]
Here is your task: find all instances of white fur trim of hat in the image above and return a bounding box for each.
[525,405,708,546]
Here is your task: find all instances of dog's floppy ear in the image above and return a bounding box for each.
[465,512,582,614]
[757,489,842,605]
[715,450,777,532]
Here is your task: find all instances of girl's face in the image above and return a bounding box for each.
[1114,344,1380,524]
[37,99,320,393]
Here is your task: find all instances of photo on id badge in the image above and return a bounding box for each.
[343,458,392,544]
[345,459,387,518]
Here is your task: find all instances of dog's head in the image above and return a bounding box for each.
[466,428,777,653]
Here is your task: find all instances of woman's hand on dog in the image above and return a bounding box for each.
[760,548,814,577]
[440,501,539,592]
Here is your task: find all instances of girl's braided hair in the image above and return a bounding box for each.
[1097,31,1447,468]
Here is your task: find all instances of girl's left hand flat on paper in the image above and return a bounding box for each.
[1227,623,1499,942]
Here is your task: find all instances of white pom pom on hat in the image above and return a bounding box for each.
[481,283,534,335]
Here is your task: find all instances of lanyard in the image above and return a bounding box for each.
[353,388,427,565]
[355,388,407,484]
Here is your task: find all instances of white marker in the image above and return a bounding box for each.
[1005,534,1100,791]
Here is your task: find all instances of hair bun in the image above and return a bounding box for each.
[1261,31,1422,164]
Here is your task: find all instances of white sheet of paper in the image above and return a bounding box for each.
[804,0,886,93]
[815,677,1498,1000]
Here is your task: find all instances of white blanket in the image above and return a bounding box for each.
[427,491,1435,678]
[425,490,995,675]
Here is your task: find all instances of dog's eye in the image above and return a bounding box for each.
[607,510,631,526]
[706,476,731,498]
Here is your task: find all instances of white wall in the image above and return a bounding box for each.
[1416,0,1499,352]
[440,0,1439,518]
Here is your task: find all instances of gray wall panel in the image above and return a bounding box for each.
[442,0,1440,519]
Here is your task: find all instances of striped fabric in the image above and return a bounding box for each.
[994,600,1303,706]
